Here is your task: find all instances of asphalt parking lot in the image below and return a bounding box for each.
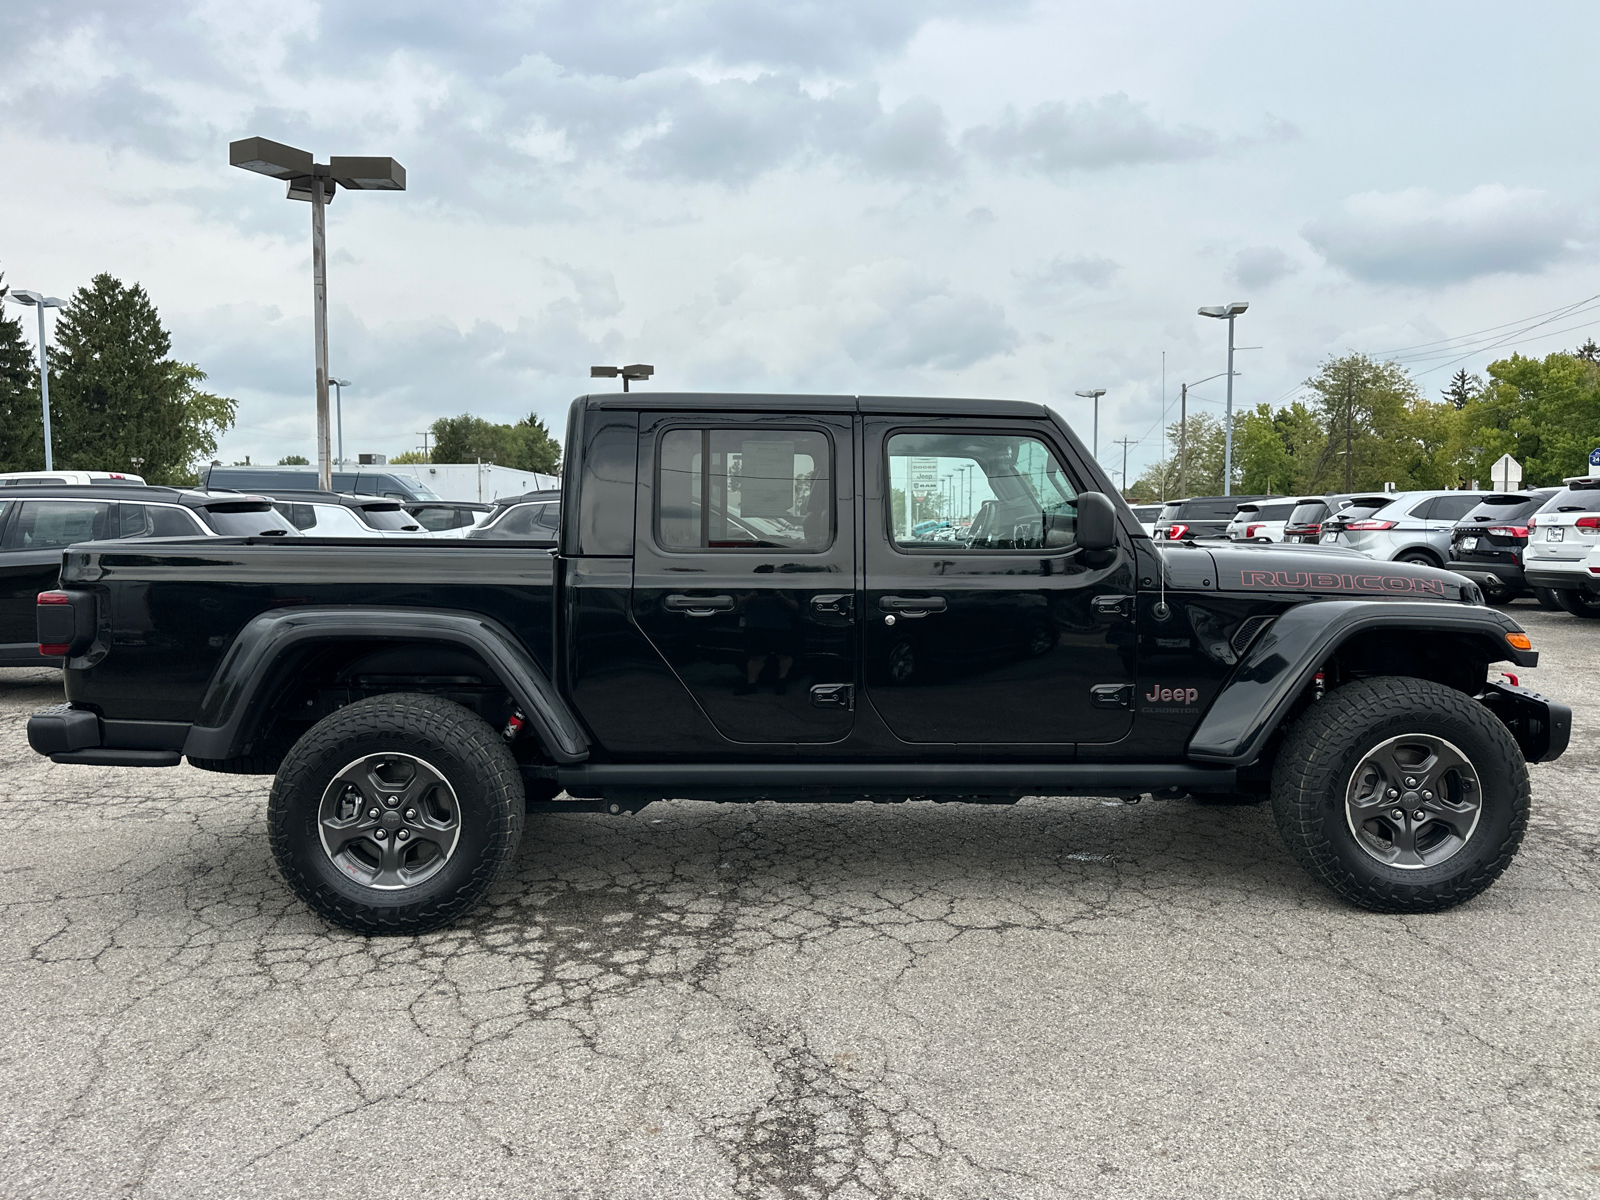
[2,600,1597,1200]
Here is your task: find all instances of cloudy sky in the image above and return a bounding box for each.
[3,1,1596,480]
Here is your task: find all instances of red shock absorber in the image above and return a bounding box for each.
[502,710,526,742]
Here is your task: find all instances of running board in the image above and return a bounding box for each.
[555,762,1236,799]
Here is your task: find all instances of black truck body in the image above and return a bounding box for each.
[26,393,1570,930]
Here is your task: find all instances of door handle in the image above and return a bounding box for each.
[664,593,734,616]
[879,595,947,617]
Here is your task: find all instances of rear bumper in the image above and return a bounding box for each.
[1447,560,1526,591]
[1478,680,1571,764]
[1524,565,1593,590]
[27,704,186,766]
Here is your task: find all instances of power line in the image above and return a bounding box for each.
[1372,292,1600,356]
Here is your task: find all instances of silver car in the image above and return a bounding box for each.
[1319,490,1488,566]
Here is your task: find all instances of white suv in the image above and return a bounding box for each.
[1522,477,1600,616]
[1225,498,1298,542]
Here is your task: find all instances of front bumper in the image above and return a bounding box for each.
[1478,680,1571,763]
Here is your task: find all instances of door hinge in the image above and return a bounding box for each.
[1091,594,1133,619]
[1090,683,1133,709]
[809,683,855,710]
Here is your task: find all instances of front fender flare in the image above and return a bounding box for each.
[1187,600,1537,767]
[180,607,589,764]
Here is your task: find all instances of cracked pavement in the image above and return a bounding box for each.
[1,600,1597,1199]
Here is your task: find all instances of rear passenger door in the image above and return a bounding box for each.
[631,412,857,744]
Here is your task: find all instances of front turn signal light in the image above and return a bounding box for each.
[1504,632,1533,651]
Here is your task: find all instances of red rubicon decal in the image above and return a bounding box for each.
[1237,569,1446,595]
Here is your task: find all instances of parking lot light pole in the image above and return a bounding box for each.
[1074,389,1106,460]
[331,378,351,466]
[5,290,65,470]
[590,364,655,392]
[229,137,406,491]
[1197,302,1249,496]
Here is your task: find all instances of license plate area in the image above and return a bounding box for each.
[1548,528,1564,542]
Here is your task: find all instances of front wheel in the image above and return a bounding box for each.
[268,693,525,935]
[1553,587,1600,618]
[1270,677,1528,912]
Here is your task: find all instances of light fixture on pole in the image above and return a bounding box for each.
[1074,389,1107,460]
[5,290,66,471]
[229,137,406,491]
[330,378,351,467]
[590,364,655,393]
[1197,301,1249,496]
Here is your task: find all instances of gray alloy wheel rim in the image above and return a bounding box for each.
[317,753,462,891]
[1344,733,1483,870]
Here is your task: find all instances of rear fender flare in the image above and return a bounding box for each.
[180,607,589,764]
[1187,600,1537,766]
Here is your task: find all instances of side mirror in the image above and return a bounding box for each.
[1076,492,1118,551]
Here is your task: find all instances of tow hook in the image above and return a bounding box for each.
[1313,670,1326,701]
[502,710,526,742]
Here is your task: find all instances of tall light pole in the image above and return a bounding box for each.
[590,364,655,392]
[331,378,351,467]
[230,137,406,491]
[1074,388,1107,460]
[1198,301,1249,496]
[5,290,65,470]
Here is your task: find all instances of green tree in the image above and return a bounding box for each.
[277,454,309,466]
[1298,353,1455,492]
[1234,401,1322,495]
[48,274,236,485]
[1442,369,1481,410]
[389,449,428,464]
[1461,351,1600,486]
[0,271,43,472]
[1131,413,1227,497]
[429,412,561,472]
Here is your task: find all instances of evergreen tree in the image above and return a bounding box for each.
[1573,338,1600,364]
[0,271,44,472]
[48,274,236,485]
[1442,368,1481,409]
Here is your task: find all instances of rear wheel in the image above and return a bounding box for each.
[268,693,525,935]
[1270,677,1528,912]
[1553,587,1600,618]
[1396,550,1441,567]
[1534,587,1563,611]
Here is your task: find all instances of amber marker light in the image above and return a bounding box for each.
[1505,632,1533,651]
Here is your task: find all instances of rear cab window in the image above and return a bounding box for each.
[657,428,832,551]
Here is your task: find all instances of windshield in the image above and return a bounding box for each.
[1332,497,1392,522]
[1286,501,1329,526]
[203,503,299,536]
[1459,494,1547,523]
[358,506,423,531]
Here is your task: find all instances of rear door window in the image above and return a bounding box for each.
[1428,494,1481,522]
[659,428,833,551]
[481,502,560,539]
[118,504,206,538]
[2,500,113,550]
[1257,501,1296,520]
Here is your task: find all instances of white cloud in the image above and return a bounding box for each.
[962,94,1217,175]
[1303,185,1589,285]
[1229,247,1299,290]
[1015,254,1120,302]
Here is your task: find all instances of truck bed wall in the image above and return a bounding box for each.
[60,541,557,722]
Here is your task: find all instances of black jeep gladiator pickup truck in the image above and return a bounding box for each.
[27,393,1570,933]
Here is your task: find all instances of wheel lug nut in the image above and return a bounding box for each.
[367,808,379,819]
[1390,809,1404,821]
[1423,790,1433,800]
[374,829,387,840]
[1413,810,1426,821]
[1404,777,1417,788]
[397,830,409,841]
[383,796,400,808]
[404,808,417,821]
[1387,789,1399,799]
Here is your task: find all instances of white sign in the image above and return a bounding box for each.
[1491,453,1522,491]
[1589,447,1600,478]
[909,457,940,499]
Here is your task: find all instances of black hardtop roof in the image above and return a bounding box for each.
[0,483,274,507]
[578,391,1051,419]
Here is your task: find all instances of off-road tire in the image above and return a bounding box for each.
[268,693,524,935]
[1270,677,1528,912]
[1534,587,1563,612]
[1553,587,1600,618]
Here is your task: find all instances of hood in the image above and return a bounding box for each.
[1162,542,1482,604]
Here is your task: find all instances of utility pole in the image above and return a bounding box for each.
[1113,437,1137,495]
[417,429,432,461]
[1179,383,1188,496]
[1344,370,1354,492]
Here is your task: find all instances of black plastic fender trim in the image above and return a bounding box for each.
[1187,599,1540,767]
[180,607,590,764]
